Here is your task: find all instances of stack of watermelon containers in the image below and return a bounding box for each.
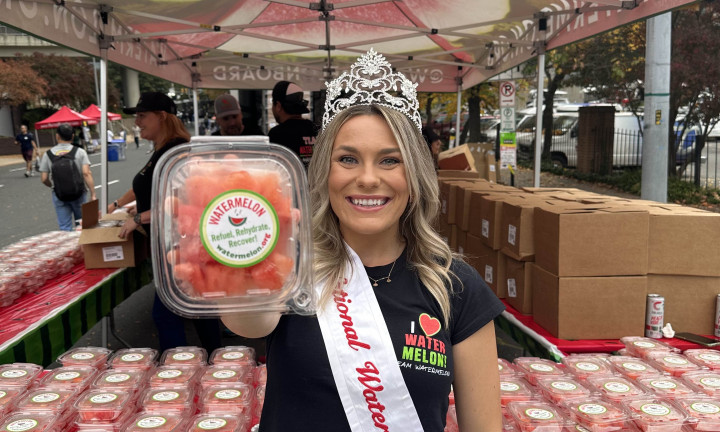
[0,231,83,307]
[0,345,265,431]
[499,336,720,431]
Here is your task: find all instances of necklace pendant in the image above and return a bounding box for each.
[373,281,379,287]
[386,278,391,283]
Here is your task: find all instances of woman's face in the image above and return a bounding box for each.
[328,114,409,245]
[135,111,164,141]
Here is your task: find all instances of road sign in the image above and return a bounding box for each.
[501,107,516,132]
[500,132,517,169]
[499,81,516,107]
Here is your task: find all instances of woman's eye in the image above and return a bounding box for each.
[338,155,357,164]
[380,157,400,166]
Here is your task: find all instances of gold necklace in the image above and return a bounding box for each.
[367,259,397,287]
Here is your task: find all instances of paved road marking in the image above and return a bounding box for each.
[9,168,26,172]
[94,180,119,189]
[90,163,101,168]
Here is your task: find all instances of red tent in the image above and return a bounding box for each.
[80,104,122,122]
[34,106,97,130]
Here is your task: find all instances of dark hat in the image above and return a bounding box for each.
[272,81,310,114]
[56,123,74,141]
[214,94,242,117]
[123,92,177,115]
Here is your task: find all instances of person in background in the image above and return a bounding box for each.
[212,94,245,136]
[133,124,141,148]
[269,80,317,169]
[38,123,96,231]
[107,128,114,143]
[224,50,504,431]
[422,124,442,170]
[15,125,39,177]
[110,91,222,354]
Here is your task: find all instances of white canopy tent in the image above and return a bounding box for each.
[1,0,698,207]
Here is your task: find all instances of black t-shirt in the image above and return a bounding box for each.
[132,137,187,232]
[260,251,505,432]
[267,118,318,169]
[16,133,35,152]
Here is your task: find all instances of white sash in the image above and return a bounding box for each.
[316,246,424,432]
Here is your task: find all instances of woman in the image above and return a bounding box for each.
[111,91,221,353]
[224,50,504,431]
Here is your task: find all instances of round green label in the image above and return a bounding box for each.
[200,190,278,267]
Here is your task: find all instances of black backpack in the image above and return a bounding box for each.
[47,147,85,202]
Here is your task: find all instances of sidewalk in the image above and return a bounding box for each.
[0,148,51,167]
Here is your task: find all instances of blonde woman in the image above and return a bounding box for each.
[224,51,504,431]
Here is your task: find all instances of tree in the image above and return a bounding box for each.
[459,82,498,144]
[24,53,96,110]
[0,58,46,107]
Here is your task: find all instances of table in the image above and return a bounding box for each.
[495,300,701,362]
[0,262,151,366]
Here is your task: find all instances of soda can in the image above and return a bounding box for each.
[645,294,664,339]
[715,294,720,338]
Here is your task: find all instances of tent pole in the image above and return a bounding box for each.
[533,49,545,188]
[454,81,462,148]
[100,50,109,216]
[193,88,200,136]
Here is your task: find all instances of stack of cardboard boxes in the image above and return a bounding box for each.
[437,175,720,341]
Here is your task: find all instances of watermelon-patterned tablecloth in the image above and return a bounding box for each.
[0,262,151,366]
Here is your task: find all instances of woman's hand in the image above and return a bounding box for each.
[118,217,138,239]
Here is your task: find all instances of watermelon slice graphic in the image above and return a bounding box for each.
[228,215,246,226]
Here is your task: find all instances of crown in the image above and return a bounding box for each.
[322,49,422,131]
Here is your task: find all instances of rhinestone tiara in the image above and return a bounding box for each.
[322,49,422,131]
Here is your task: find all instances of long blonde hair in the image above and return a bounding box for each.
[152,111,190,149]
[307,104,460,326]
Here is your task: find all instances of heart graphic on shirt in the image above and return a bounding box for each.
[419,313,441,337]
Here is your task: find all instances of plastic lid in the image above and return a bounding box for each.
[535,377,593,404]
[499,377,536,406]
[674,395,720,430]
[160,347,207,366]
[38,365,97,390]
[148,365,201,388]
[681,371,720,396]
[151,138,314,317]
[209,346,256,366]
[140,386,196,414]
[92,367,149,390]
[560,354,613,380]
[512,358,565,385]
[199,365,253,391]
[562,398,631,431]
[57,347,111,368]
[121,412,188,431]
[505,400,568,430]
[187,413,250,432]
[645,351,704,377]
[606,356,662,380]
[623,398,688,429]
[74,389,133,423]
[585,375,650,401]
[15,389,77,414]
[619,336,679,358]
[0,388,26,409]
[199,384,255,415]
[498,359,518,377]
[0,364,43,388]
[636,375,697,399]
[0,412,60,432]
[685,349,720,370]
[109,348,158,369]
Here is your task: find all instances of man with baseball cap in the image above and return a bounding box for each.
[212,94,245,136]
[269,80,317,169]
[122,91,177,115]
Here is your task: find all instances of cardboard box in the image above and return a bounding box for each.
[648,274,720,335]
[439,180,474,225]
[647,208,720,276]
[500,196,540,261]
[485,151,498,183]
[466,142,493,175]
[456,229,467,255]
[465,236,505,298]
[504,256,534,315]
[532,265,647,339]
[456,182,509,232]
[534,206,649,277]
[472,193,517,250]
[437,170,482,179]
[450,225,459,251]
[438,144,476,171]
[79,200,135,269]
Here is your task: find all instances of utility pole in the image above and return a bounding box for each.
[641,13,672,203]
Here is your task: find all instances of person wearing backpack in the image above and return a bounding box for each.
[39,123,96,231]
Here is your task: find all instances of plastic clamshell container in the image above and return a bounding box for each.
[535,377,594,405]
[674,395,720,431]
[0,387,26,418]
[513,358,566,385]
[561,354,614,381]
[253,364,266,387]
[499,358,519,377]
[37,365,97,391]
[57,347,112,369]
[0,363,43,388]
[151,138,314,317]
[586,375,650,402]
[199,365,253,392]
[160,347,207,366]
[109,348,158,370]
[199,384,255,415]
[606,356,663,381]
[14,388,77,414]
[148,365,201,388]
[636,375,698,400]
[619,337,680,359]
[140,386,195,414]
[499,377,536,407]
[645,352,705,378]
[622,398,688,432]
[74,409,135,432]
[92,367,148,390]
[187,413,250,432]
[210,346,256,366]
[562,398,632,432]
[75,389,133,423]
[505,400,568,432]
[685,349,720,371]
[121,412,188,431]
[0,411,60,432]
[682,371,720,397]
